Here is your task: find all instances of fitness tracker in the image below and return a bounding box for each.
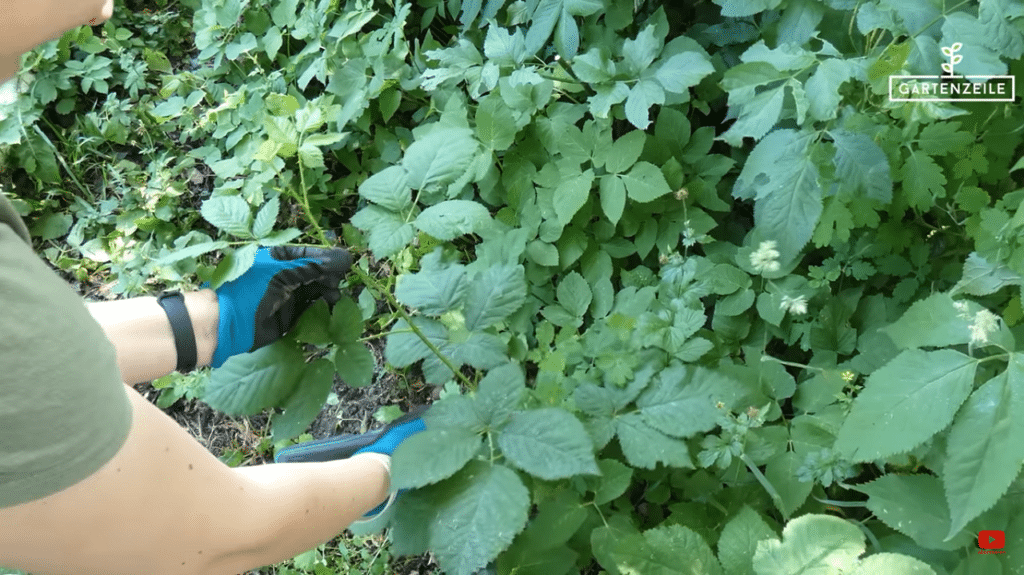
[156,291,198,373]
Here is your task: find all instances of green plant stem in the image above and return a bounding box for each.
[740,453,786,517]
[352,264,475,389]
[761,354,826,373]
[295,156,328,246]
[33,122,95,202]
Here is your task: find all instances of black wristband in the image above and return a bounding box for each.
[157,291,198,373]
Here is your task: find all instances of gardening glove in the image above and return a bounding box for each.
[202,246,353,368]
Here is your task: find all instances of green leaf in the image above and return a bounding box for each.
[431,462,530,575]
[261,228,302,246]
[209,243,259,289]
[298,143,324,168]
[329,297,364,343]
[334,341,375,387]
[621,161,672,203]
[708,264,752,295]
[917,122,973,156]
[654,52,715,94]
[392,427,482,489]
[476,94,517,151]
[350,205,416,259]
[273,359,334,442]
[155,240,231,265]
[474,363,526,428]
[624,79,665,131]
[718,83,786,146]
[557,271,592,317]
[830,130,892,203]
[952,252,1024,297]
[252,197,280,238]
[616,412,694,469]
[564,0,602,16]
[201,195,253,238]
[484,25,526,66]
[463,264,528,331]
[359,165,413,212]
[752,515,863,575]
[289,300,331,346]
[943,358,1024,539]
[636,364,729,438]
[525,0,561,55]
[714,0,783,17]
[852,473,965,551]
[605,130,647,175]
[880,292,974,349]
[718,506,777,575]
[593,523,723,575]
[554,7,579,60]
[402,128,478,191]
[848,554,937,575]
[805,58,858,122]
[900,150,946,211]
[395,266,468,316]
[622,24,662,75]
[599,175,627,225]
[764,451,812,518]
[31,212,73,241]
[414,200,492,241]
[205,340,306,415]
[553,168,595,226]
[593,458,633,505]
[497,408,599,480]
[834,349,978,462]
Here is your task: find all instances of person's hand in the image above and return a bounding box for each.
[204,246,353,368]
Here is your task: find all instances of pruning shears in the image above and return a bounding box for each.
[274,406,428,463]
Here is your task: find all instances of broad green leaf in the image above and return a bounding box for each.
[830,130,892,204]
[289,300,332,346]
[848,554,937,575]
[763,452,812,518]
[252,197,280,238]
[524,0,561,55]
[573,48,615,83]
[943,359,1024,539]
[209,243,259,289]
[484,25,526,66]
[358,165,413,212]
[852,473,966,551]
[654,52,715,94]
[605,130,646,175]
[624,79,665,131]
[205,340,305,415]
[497,408,599,479]
[553,168,595,225]
[431,462,530,575]
[329,296,364,343]
[476,94,517,151]
[334,341,374,387]
[952,252,1024,297]
[718,506,777,575]
[714,0,783,17]
[156,240,231,265]
[298,143,324,168]
[834,349,978,462]
[273,358,334,442]
[719,83,785,146]
[464,264,527,331]
[557,271,592,317]
[31,212,72,241]
[554,7,579,59]
[917,122,973,156]
[880,292,973,349]
[616,412,694,469]
[350,205,415,259]
[402,128,478,191]
[474,363,526,427]
[599,175,627,225]
[415,200,492,241]
[708,264,752,295]
[593,523,723,575]
[385,317,443,368]
[900,150,946,211]
[805,58,858,122]
[392,427,482,489]
[395,265,468,316]
[753,515,863,575]
[201,194,253,238]
[260,228,302,246]
[622,24,662,75]
[636,364,730,438]
[594,458,633,505]
[622,161,672,203]
[564,0,602,16]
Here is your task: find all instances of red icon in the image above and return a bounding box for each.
[978,530,1005,550]
[89,18,96,24]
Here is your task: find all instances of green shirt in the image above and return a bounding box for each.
[0,191,132,508]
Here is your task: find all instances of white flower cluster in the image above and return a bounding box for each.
[750,240,781,274]
[954,300,1000,346]
[780,294,808,316]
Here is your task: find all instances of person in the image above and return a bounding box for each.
[0,2,425,574]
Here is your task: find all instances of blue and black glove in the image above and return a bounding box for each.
[203,246,353,368]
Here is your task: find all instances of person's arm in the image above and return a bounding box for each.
[86,290,220,386]
[0,383,392,575]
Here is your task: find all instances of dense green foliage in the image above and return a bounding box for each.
[4,0,1024,574]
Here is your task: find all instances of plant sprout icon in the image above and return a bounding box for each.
[941,42,963,76]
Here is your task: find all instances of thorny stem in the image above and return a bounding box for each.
[352,264,475,389]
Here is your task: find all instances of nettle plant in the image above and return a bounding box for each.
[43,0,1022,573]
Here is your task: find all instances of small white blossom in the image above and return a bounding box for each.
[969,309,1000,345]
[781,295,808,316]
[954,300,970,318]
[750,240,781,274]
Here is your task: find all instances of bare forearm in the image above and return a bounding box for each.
[86,290,220,386]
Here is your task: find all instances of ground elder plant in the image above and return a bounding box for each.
[5,0,1024,573]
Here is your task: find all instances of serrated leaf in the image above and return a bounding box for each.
[622,24,661,75]
[201,195,253,238]
[849,554,937,575]
[718,506,777,575]
[205,340,306,415]
[599,175,626,225]
[943,358,1024,539]
[392,427,482,489]
[484,25,526,66]
[952,252,1024,297]
[350,205,415,259]
[476,94,517,151]
[265,93,301,116]
[525,0,561,55]
[752,515,863,575]
[852,473,965,551]
[557,271,592,317]
[359,165,413,212]
[900,150,946,211]
[554,7,579,60]
[334,341,374,387]
[474,363,526,427]
[261,228,302,246]
[415,200,492,241]
[830,130,892,203]
[395,265,468,316]
[764,451,812,518]
[155,240,231,265]
[593,523,723,575]
[834,349,978,462]
[273,359,334,442]
[385,317,442,368]
[497,408,599,479]
[917,121,972,156]
[553,168,595,225]
[431,462,530,575]
[616,412,694,469]
[252,197,280,238]
[654,52,715,94]
[805,58,857,122]
[594,459,633,505]
[402,128,478,191]
[622,161,672,203]
[464,264,528,331]
[605,130,646,175]
[329,296,365,343]
[880,292,973,349]
[636,364,727,438]
[624,79,665,131]
[209,243,259,289]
